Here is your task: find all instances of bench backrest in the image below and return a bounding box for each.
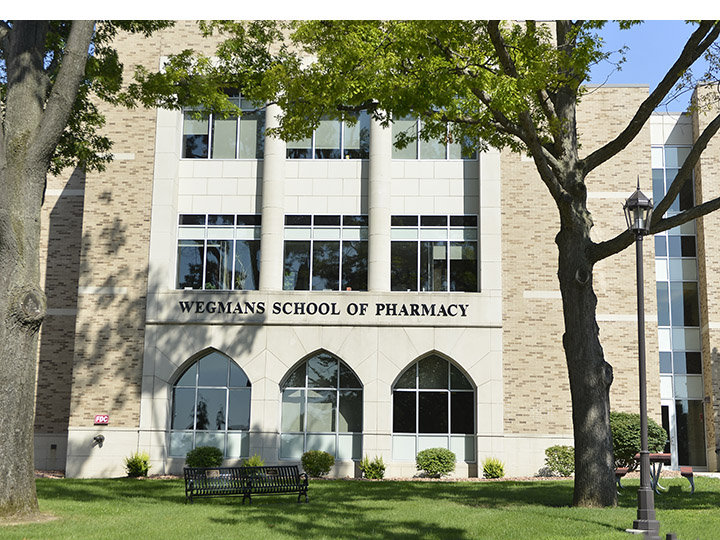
[184,465,305,490]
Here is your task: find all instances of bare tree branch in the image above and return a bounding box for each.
[582,21,720,175]
[653,111,720,220]
[30,20,95,171]
[487,20,567,204]
[590,194,720,263]
[589,110,720,263]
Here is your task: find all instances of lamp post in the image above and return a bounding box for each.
[623,184,660,540]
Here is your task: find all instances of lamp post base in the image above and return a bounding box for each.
[630,486,660,539]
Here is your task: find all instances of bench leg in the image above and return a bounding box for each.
[686,475,695,494]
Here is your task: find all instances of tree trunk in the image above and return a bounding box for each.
[0,163,47,517]
[556,227,617,507]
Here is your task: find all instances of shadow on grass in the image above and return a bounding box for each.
[615,476,720,510]
[35,476,720,539]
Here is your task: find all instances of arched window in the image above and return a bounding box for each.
[280,352,362,460]
[169,351,251,458]
[392,354,475,461]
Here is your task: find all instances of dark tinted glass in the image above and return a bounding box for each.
[234,240,260,290]
[419,392,448,433]
[391,241,418,291]
[196,388,226,430]
[341,241,368,291]
[451,392,475,434]
[450,215,478,227]
[179,215,207,226]
[393,392,416,433]
[449,242,477,292]
[391,215,418,227]
[283,241,311,290]
[236,215,261,226]
[172,388,196,430]
[307,353,338,388]
[208,214,235,226]
[343,215,368,227]
[685,352,702,374]
[228,389,251,430]
[312,241,340,290]
[285,215,312,226]
[314,215,341,226]
[198,353,228,386]
[177,241,204,289]
[421,216,448,227]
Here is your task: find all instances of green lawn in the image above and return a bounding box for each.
[1,476,719,539]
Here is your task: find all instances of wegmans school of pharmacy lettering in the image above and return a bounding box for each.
[178,300,470,318]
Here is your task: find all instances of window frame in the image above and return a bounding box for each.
[391,355,476,462]
[391,117,477,160]
[286,112,370,160]
[169,351,252,458]
[176,214,262,291]
[279,352,364,461]
[182,95,265,160]
[283,214,369,291]
[390,214,479,292]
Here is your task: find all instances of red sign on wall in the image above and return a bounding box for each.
[94,415,109,425]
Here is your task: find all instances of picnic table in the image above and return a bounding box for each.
[633,453,694,494]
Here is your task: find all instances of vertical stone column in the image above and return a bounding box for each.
[367,116,392,291]
[259,103,286,291]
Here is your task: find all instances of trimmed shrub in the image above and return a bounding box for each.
[416,447,456,477]
[482,457,505,479]
[544,445,575,477]
[611,411,668,470]
[301,450,335,477]
[124,451,151,477]
[185,446,223,468]
[359,455,386,480]
[242,453,265,467]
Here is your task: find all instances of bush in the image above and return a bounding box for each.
[482,457,505,479]
[544,445,575,477]
[242,453,265,467]
[359,455,386,480]
[301,450,335,477]
[124,451,151,477]
[185,446,223,468]
[416,447,456,477]
[611,411,668,470]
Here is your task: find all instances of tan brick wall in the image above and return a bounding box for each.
[37,169,86,434]
[692,85,720,468]
[66,22,222,429]
[501,86,658,435]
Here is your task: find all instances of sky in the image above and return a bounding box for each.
[587,21,710,112]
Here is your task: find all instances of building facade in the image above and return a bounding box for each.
[34,23,720,478]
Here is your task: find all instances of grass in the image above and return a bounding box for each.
[1,476,719,539]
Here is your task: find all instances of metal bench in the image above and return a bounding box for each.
[184,465,309,504]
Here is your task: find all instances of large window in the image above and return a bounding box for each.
[653,144,706,467]
[183,95,265,159]
[280,352,363,460]
[392,117,476,160]
[286,112,370,159]
[392,355,475,461]
[283,215,368,291]
[176,214,261,290]
[391,215,478,292]
[170,351,251,458]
